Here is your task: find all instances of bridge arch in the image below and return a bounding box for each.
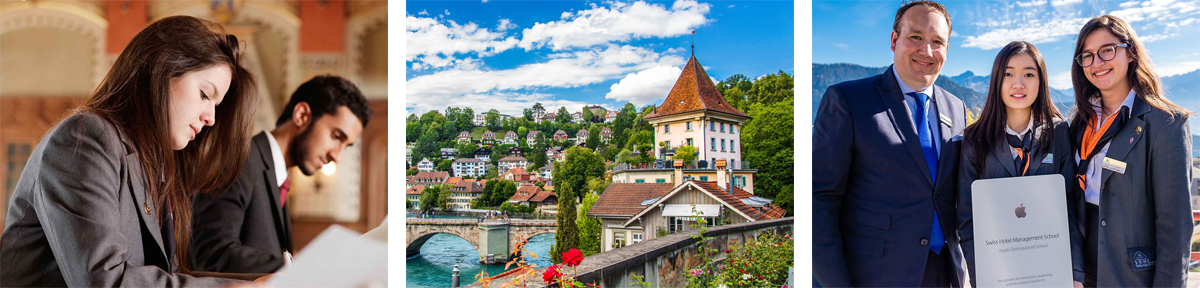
[406,222,480,257]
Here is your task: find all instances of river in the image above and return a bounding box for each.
[405,225,555,287]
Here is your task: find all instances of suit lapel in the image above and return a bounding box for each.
[931,86,960,192]
[991,140,1018,177]
[254,133,292,252]
[1100,98,1148,186]
[124,153,170,268]
[1026,130,1048,175]
[879,67,934,186]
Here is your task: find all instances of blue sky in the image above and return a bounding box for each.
[405,0,795,117]
[813,0,1200,90]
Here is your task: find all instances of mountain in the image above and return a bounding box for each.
[812,63,986,112]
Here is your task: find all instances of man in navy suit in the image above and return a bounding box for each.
[812,1,968,287]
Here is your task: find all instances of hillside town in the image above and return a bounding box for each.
[405,55,795,255]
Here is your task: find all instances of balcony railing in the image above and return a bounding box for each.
[612,160,752,173]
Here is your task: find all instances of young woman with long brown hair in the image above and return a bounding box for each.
[956,41,1084,288]
[0,16,260,286]
[1068,15,1194,287]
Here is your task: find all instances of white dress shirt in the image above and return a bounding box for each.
[1076,89,1136,205]
[263,131,288,188]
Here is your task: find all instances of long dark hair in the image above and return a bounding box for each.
[1069,15,1191,133]
[77,15,257,272]
[963,41,1062,172]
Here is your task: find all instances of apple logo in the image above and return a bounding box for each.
[1015,203,1027,218]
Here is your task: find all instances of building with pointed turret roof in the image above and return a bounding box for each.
[642,55,750,169]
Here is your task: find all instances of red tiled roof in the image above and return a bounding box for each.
[531,189,557,203]
[690,181,781,221]
[509,186,544,202]
[644,56,749,119]
[454,180,483,193]
[506,167,529,176]
[445,177,463,186]
[407,171,449,184]
[589,183,676,217]
[407,185,426,195]
[498,156,528,162]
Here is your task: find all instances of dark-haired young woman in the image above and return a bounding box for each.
[956,41,1085,288]
[1069,15,1193,288]
[0,15,261,286]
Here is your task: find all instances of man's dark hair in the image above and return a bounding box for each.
[276,75,372,128]
[893,0,953,35]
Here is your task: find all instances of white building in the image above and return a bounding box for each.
[417,158,435,172]
[497,156,529,175]
[453,158,486,178]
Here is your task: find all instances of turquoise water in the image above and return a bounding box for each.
[406,233,555,287]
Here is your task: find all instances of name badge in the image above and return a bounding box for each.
[1042,153,1054,164]
[1102,157,1127,174]
[939,113,953,127]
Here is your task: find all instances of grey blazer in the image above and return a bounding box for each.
[957,119,1085,286]
[813,66,968,287]
[1077,97,1193,287]
[0,113,244,287]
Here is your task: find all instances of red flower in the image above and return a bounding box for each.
[725,249,732,253]
[759,275,764,280]
[543,264,563,284]
[563,248,584,267]
[739,269,745,273]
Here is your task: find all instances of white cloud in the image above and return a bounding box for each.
[833,43,851,51]
[963,17,1089,50]
[1016,0,1047,7]
[1139,33,1177,42]
[965,0,1200,50]
[406,15,520,69]
[406,45,688,115]
[1049,70,1074,90]
[418,9,429,15]
[517,0,711,51]
[1155,60,1200,77]
[728,4,735,8]
[1051,0,1083,6]
[605,65,684,106]
[497,18,518,31]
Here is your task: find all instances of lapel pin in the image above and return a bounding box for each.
[1130,137,1134,144]
[1135,126,1142,134]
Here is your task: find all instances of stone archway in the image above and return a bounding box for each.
[0,2,107,89]
[406,223,481,257]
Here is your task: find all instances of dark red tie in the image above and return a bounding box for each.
[280,177,290,207]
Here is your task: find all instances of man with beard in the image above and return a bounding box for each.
[189,75,371,273]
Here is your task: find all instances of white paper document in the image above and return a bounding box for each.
[971,175,1072,288]
[268,225,388,287]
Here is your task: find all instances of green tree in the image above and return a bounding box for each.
[556,106,571,124]
[748,70,794,105]
[552,183,578,264]
[582,107,595,124]
[585,126,600,148]
[674,145,698,168]
[577,191,602,256]
[612,103,637,149]
[741,100,794,214]
[486,109,501,131]
[419,184,449,212]
[437,159,453,172]
[461,108,475,130]
[523,108,534,121]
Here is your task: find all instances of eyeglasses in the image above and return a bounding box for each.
[1075,43,1129,68]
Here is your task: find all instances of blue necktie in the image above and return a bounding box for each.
[909,92,944,254]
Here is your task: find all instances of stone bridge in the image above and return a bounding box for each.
[406,218,557,264]
[468,217,795,287]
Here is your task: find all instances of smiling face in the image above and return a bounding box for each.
[167,64,232,150]
[1001,54,1041,114]
[290,106,365,176]
[890,5,950,90]
[1080,29,1133,95]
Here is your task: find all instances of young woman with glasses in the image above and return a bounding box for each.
[1067,15,1194,287]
